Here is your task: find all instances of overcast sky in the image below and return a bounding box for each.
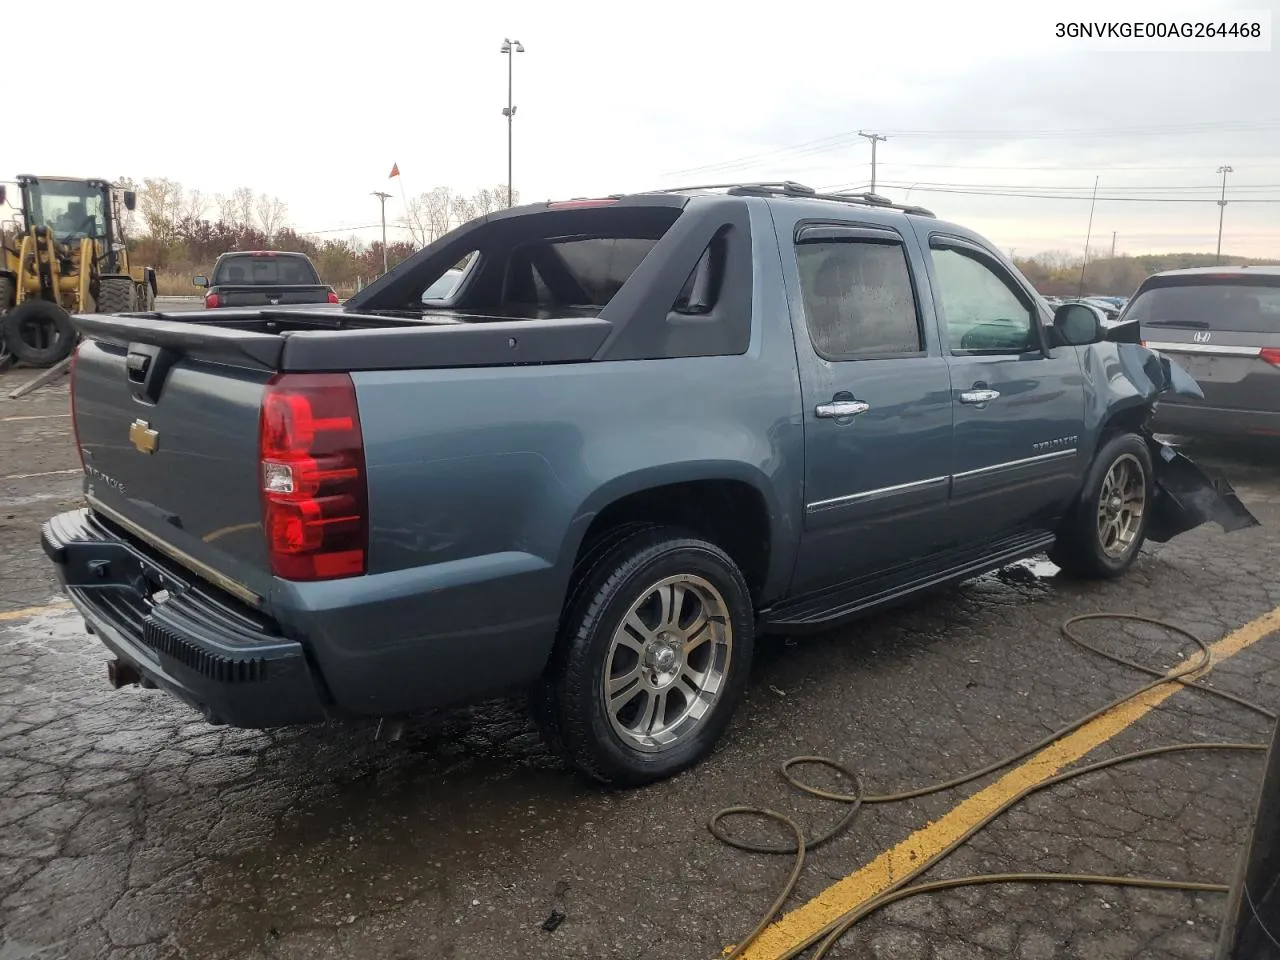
[6,0,1278,257]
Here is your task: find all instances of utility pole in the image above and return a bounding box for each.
[371,191,391,275]
[858,131,887,194]
[1076,176,1100,297]
[1110,231,1116,258]
[501,38,525,208]
[1216,165,1233,264]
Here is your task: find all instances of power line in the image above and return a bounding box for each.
[661,132,865,177]
[661,118,1280,178]
[868,179,1280,193]
[883,119,1280,139]
[877,160,1277,172]
[860,184,1280,203]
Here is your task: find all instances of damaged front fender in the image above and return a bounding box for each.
[1143,433,1260,543]
[1114,340,1205,402]
[1079,328,1259,543]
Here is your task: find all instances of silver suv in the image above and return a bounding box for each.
[1123,266,1280,440]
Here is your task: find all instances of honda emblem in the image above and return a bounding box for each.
[1192,331,1211,344]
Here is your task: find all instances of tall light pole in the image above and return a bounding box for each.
[501,38,525,208]
[371,191,391,275]
[858,131,887,194]
[1216,165,1233,264]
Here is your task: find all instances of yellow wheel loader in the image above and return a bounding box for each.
[0,175,157,368]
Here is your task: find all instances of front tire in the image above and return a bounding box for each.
[97,277,137,314]
[1051,432,1154,579]
[535,528,755,786]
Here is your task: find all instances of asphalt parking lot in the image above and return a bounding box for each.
[2,346,1279,960]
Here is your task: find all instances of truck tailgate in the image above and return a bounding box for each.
[214,284,332,307]
[73,337,275,605]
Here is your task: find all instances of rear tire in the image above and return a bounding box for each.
[135,282,155,312]
[534,527,755,786]
[97,277,137,314]
[1050,432,1154,579]
[0,299,76,366]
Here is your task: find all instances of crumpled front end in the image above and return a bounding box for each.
[1105,334,1261,543]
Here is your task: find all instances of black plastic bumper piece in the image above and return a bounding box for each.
[1144,438,1261,544]
[41,508,327,728]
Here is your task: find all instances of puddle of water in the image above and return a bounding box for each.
[976,555,1060,588]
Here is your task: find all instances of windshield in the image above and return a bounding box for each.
[212,255,320,286]
[1125,279,1280,334]
[26,181,108,242]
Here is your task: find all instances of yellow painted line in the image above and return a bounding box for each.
[741,604,1280,959]
[1,413,70,422]
[1,469,80,481]
[0,602,73,622]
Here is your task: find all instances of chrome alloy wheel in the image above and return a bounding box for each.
[1097,453,1147,558]
[602,574,732,753]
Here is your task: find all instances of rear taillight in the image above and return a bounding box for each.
[258,373,368,580]
[327,290,339,304]
[205,292,220,308]
[1262,348,1280,367]
[69,344,84,468]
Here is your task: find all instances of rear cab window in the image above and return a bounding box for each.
[499,219,676,315]
[214,255,320,286]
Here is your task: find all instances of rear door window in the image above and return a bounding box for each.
[794,239,923,359]
[1126,280,1280,335]
[214,256,320,286]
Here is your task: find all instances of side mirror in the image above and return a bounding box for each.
[1051,302,1105,347]
[193,275,207,288]
[123,191,137,211]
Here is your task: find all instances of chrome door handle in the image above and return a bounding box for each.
[958,389,1000,404]
[815,400,871,419]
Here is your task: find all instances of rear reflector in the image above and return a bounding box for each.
[259,373,368,580]
[1262,348,1280,367]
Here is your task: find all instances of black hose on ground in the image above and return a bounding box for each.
[710,613,1276,959]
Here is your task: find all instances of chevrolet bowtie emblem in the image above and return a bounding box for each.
[129,419,158,455]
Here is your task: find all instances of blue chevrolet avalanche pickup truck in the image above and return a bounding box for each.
[43,182,1255,785]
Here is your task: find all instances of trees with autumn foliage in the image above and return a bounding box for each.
[116,177,518,295]
[1012,249,1276,298]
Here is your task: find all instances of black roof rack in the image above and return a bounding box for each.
[642,180,936,218]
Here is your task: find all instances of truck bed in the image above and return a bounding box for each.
[73,308,616,372]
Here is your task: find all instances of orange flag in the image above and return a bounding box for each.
[389,163,400,178]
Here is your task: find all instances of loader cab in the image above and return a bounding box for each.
[15,175,132,272]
